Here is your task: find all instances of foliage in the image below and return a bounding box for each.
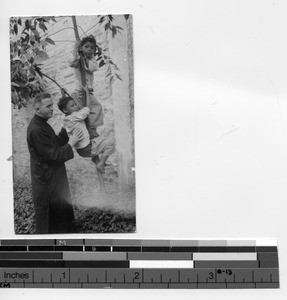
[96,15,126,84]
[10,15,128,108]
[10,17,56,108]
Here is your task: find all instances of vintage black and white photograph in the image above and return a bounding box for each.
[10,15,135,234]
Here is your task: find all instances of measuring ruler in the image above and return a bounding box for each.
[0,239,279,289]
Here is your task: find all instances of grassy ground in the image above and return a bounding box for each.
[14,178,136,234]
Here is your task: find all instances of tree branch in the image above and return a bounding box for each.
[41,72,71,98]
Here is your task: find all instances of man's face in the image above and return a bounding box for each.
[37,97,53,119]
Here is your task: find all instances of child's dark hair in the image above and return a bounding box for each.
[79,35,97,54]
[58,96,73,113]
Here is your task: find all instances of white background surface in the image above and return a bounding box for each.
[0,0,286,299]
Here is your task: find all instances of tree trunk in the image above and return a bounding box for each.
[112,16,135,192]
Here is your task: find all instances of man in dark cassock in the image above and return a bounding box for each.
[27,92,82,234]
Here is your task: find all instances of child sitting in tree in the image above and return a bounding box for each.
[58,86,115,173]
[69,35,103,139]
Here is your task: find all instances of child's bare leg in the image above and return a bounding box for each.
[91,138,116,173]
[95,155,109,173]
[91,155,107,173]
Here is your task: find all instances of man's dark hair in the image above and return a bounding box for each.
[33,92,51,106]
[79,35,97,54]
[58,96,73,113]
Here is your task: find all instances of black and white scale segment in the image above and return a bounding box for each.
[0,239,279,289]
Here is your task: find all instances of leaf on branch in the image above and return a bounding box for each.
[13,24,18,35]
[45,37,55,45]
[39,21,48,32]
[99,16,105,24]
[108,15,114,21]
[24,33,30,43]
[124,14,130,20]
[11,82,20,87]
[99,60,105,68]
[116,26,123,31]
[111,26,117,38]
[17,19,22,26]
[29,68,36,76]
[35,35,41,42]
[32,29,40,37]
[37,50,49,60]
[104,22,110,31]
[116,73,123,81]
[25,20,30,31]
[34,65,43,78]
[29,35,35,43]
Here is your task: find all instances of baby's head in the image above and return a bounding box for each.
[79,35,97,59]
[58,96,78,115]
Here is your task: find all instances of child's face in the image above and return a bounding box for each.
[64,100,78,115]
[81,41,96,59]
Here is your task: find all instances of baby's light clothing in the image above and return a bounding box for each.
[62,107,91,149]
[62,107,115,159]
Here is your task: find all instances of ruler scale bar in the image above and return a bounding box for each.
[0,239,279,289]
